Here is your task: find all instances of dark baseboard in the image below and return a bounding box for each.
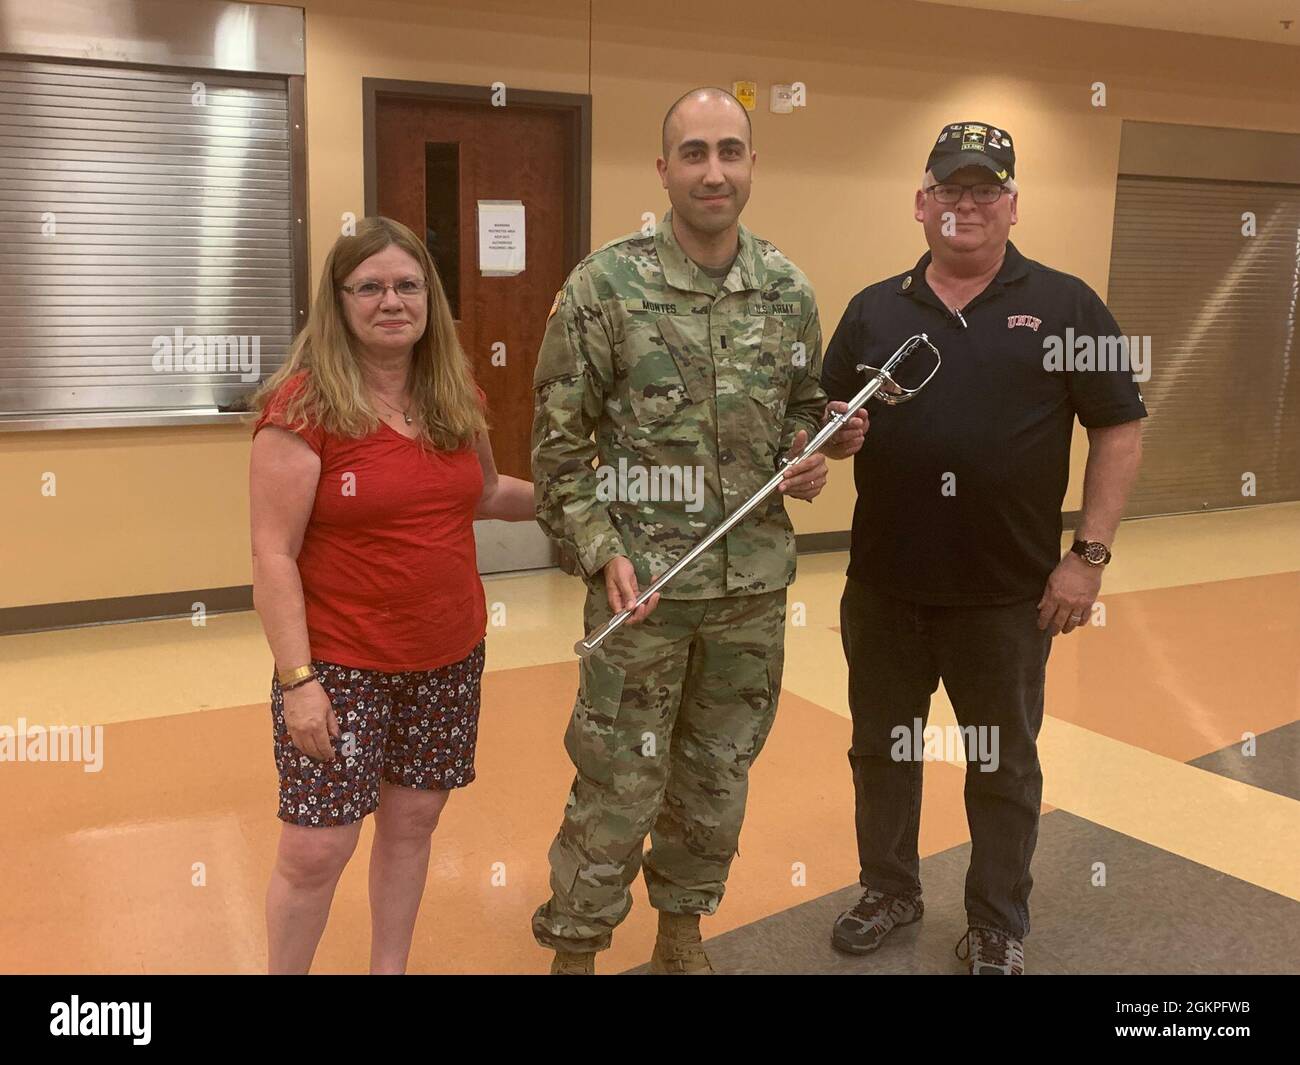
[0,510,1088,636]
[1,586,254,637]
[794,530,851,553]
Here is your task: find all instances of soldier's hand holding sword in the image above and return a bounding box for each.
[779,398,873,500]
[602,556,661,626]
[776,430,829,502]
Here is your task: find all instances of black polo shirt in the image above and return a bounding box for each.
[821,241,1147,606]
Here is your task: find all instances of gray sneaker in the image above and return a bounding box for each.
[831,889,923,955]
[955,927,1024,975]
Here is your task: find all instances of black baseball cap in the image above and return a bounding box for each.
[926,121,1015,182]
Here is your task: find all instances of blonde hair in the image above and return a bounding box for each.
[251,216,486,452]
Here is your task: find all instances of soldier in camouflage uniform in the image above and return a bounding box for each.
[530,88,866,974]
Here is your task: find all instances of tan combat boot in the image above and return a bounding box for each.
[550,950,596,975]
[649,911,715,974]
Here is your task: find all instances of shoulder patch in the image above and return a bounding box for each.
[546,288,564,322]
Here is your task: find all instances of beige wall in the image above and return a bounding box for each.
[4,0,1299,608]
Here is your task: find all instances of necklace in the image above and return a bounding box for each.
[374,391,413,425]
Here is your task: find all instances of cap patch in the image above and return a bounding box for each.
[960,124,989,152]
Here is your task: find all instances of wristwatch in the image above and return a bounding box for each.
[1070,539,1112,566]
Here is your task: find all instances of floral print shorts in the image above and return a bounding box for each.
[270,639,485,827]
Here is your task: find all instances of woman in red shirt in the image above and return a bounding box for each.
[249,217,533,974]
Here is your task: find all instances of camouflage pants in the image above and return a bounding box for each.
[531,585,788,952]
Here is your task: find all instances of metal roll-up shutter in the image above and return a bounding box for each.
[1106,175,1300,517]
[0,56,295,417]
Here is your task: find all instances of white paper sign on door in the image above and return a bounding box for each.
[477,200,525,276]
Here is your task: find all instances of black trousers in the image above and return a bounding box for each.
[839,577,1052,938]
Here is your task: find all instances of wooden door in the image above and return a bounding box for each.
[374,93,580,481]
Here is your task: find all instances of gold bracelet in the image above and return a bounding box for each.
[277,664,315,687]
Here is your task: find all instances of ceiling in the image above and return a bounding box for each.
[907,0,1300,46]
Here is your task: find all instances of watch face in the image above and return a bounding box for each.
[1084,542,1108,565]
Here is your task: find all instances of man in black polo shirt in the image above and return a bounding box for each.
[820,122,1145,974]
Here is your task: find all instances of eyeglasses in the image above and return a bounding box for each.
[339,278,428,300]
[924,183,1011,205]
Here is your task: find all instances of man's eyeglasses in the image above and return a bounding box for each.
[339,278,428,300]
[924,183,1011,205]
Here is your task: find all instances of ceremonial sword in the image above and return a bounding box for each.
[574,333,942,658]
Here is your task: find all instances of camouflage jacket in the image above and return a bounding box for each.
[531,210,826,599]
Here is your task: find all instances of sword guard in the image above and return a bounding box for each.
[856,334,941,405]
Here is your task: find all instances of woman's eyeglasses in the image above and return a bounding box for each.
[339,278,428,300]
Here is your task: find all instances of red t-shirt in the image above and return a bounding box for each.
[253,371,487,672]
